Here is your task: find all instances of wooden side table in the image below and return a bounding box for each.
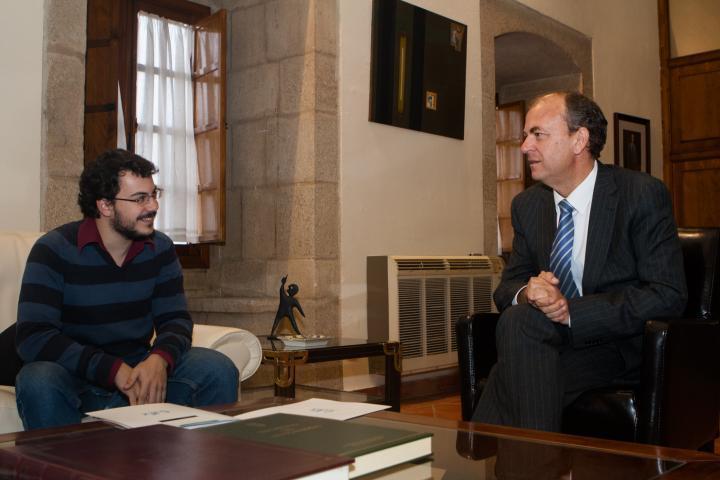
[260,337,402,411]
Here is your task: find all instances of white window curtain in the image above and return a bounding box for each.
[135,11,199,243]
[117,83,127,149]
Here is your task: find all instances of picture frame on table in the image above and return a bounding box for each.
[613,113,650,174]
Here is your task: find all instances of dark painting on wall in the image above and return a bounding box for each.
[369,0,467,140]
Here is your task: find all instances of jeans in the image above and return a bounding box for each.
[15,347,239,430]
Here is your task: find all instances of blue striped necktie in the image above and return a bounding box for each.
[549,199,579,299]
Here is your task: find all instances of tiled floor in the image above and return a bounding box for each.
[401,394,720,455]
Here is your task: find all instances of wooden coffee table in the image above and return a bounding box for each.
[260,337,402,411]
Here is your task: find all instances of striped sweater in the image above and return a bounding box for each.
[16,219,192,388]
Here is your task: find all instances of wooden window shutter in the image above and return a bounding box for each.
[192,9,227,244]
[84,0,225,267]
[84,0,122,165]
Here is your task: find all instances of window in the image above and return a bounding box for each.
[495,101,529,257]
[135,12,199,243]
[84,0,227,267]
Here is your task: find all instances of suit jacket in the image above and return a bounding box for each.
[494,163,687,366]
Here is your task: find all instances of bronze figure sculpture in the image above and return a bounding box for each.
[269,275,305,338]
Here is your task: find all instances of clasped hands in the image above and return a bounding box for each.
[520,271,570,325]
[113,353,168,405]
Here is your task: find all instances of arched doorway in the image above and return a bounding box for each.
[495,32,581,254]
[477,0,592,254]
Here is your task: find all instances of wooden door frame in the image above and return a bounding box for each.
[657,0,720,226]
[657,0,671,187]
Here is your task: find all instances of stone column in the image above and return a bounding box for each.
[41,0,87,230]
[188,0,341,389]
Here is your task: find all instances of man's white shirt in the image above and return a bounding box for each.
[512,161,599,326]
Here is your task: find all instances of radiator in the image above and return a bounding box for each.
[367,255,504,374]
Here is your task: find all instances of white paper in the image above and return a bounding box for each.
[87,403,235,429]
[233,398,391,421]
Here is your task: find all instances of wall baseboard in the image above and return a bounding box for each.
[355,367,460,403]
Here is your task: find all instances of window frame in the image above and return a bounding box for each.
[84,0,224,268]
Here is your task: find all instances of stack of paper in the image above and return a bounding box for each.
[87,403,235,429]
[233,397,391,420]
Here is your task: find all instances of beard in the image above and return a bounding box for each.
[111,210,156,241]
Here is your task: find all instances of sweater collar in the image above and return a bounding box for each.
[78,217,155,266]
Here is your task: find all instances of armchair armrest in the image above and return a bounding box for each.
[455,429,498,460]
[456,313,500,421]
[638,318,720,448]
[192,324,262,382]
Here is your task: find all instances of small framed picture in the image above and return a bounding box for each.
[425,91,438,111]
[450,23,465,52]
[613,113,650,174]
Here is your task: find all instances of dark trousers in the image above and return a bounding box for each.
[472,304,627,431]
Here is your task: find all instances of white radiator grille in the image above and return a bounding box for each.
[396,259,446,271]
[425,278,448,356]
[398,278,422,359]
[449,277,471,352]
[447,257,492,269]
[368,255,504,374]
[473,276,493,312]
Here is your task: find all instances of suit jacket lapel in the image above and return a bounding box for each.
[583,163,618,294]
[538,186,556,271]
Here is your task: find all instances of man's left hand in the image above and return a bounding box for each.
[124,354,168,404]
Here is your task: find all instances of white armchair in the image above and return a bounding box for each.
[0,231,261,434]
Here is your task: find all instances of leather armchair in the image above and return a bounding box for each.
[0,231,262,434]
[457,227,720,450]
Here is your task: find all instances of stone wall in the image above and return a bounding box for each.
[498,73,583,106]
[41,0,87,230]
[38,0,340,390]
[187,0,341,388]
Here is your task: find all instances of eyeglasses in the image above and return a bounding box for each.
[113,188,163,206]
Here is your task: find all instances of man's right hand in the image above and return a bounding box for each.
[522,271,570,325]
[114,363,140,405]
[523,271,556,305]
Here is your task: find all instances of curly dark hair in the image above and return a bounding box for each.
[562,91,608,159]
[78,149,158,218]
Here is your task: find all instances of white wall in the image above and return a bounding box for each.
[339,0,485,341]
[517,0,664,178]
[669,0,720,57]
[0,1,43,231]
[339,0,664,350]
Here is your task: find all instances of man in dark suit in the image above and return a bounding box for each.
[472,92,687,431]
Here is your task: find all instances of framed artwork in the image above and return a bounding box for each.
[369,0,467,139]
[613,113,650,174]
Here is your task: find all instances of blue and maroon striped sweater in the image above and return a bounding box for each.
[16,220,192,388]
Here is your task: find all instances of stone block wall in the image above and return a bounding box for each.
[38,0,342,390]
[498,73,583,106]
[41,0,87,230]
[188,0,341,388]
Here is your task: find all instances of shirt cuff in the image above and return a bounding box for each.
[107,358,123,387]
[512,285,528,305]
